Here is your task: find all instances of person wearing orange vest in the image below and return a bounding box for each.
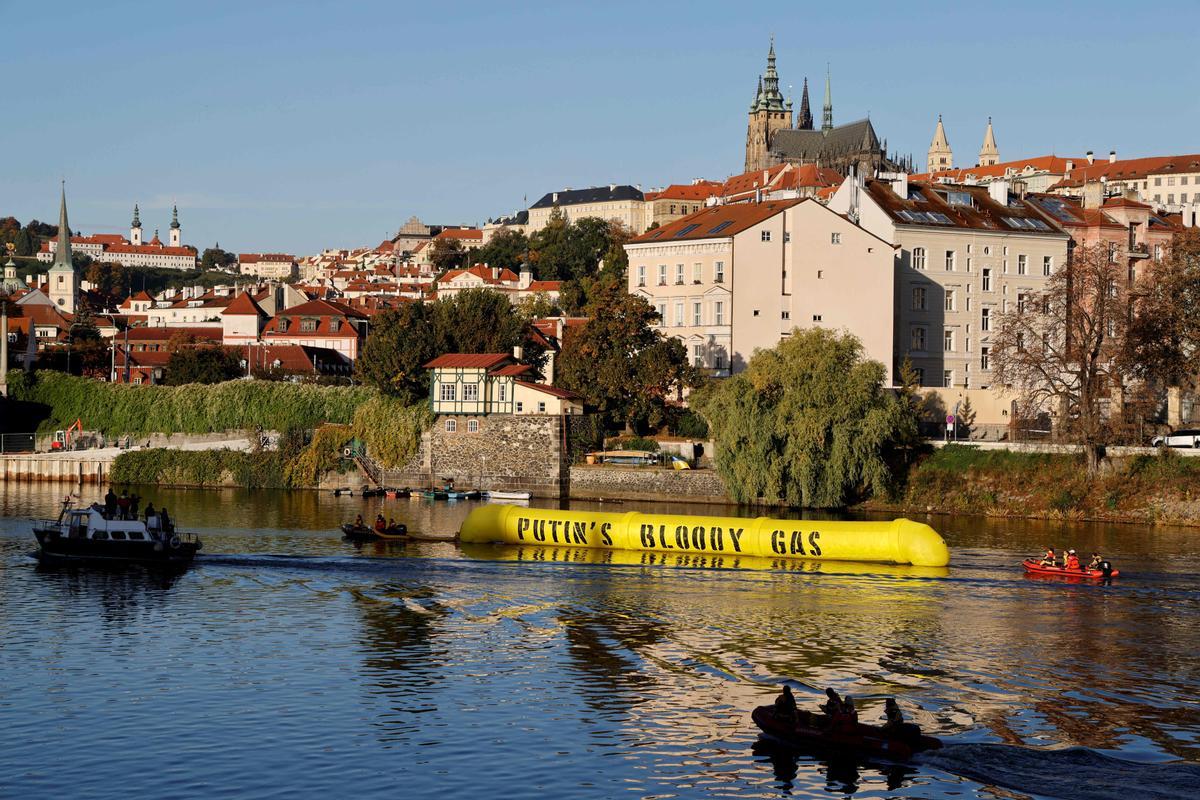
[1038,548,1057,567]
[1064,549,1081,570]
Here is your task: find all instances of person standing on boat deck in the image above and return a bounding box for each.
[159,507,173,534]
[129,494,141,521]
[104,488,117,519]
[117,491,131,520]
[144,502,158,532]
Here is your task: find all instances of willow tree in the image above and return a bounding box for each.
[692,328,915,507]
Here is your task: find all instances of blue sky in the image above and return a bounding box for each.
[4,0,1198,255]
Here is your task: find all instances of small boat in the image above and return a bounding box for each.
[332,487,353,497]
[33,500,201,567]
[1022,559,1119,579]
[751,706,941,761]
[446,489,481,501]
[484,490,532,501]
[359,486,385,498]
[384,487,411,499]
[341,522,408,541]
[420,489,448,500]
[587,449,658,466]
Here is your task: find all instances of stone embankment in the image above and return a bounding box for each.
[568,465,729,503]
[0,437,252,485]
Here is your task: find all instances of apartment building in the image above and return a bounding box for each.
[527,185,645,234]
[624,198,894,377]
[829,174,1069,389]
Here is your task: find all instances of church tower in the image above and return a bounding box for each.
[979,117,999,166]
[797,77,813,130]
[927,115,953,173]
[48,183,78,314]
[169,204,181,247]
[821,67,833,133]
[131,203,142,245]
[744,40,793,173]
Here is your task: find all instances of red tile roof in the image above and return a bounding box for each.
[913,155,1079,183]
[221,292,268,317]
[516,380,581,400]
[865,180,1066,235]
[424,353,513,369]
[1050,154,1200,189]
[277,298,368,319]
[489,364,533,377]
[238,253,295,262]
[122,327,223,342]
[434,228,483,241]
[440,265,520,285]
[527,280,561,292]
[631,199,804,243]
[645,182,722,202]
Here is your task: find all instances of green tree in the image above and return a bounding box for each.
[165,345,243,385]
[13,228,34,257]
[957,396,976,439]
[200,247,236,271]
[557,278,697,430]
[692,328,916,507]
[354,302,439,402]
[473,227,529,271]
[435,288,546,375]
[428,238,466,273]
[529,207,570,280]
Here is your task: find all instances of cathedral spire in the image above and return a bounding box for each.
[759,40,785,112]
[51,182,73,272]
[797,77,813,130]
[132,203,141,228]
[170,204,180,230]
[927,115,953,173]
[821,65,833,133]
[979,116,999,166]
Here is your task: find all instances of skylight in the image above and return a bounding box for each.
[944,190,973,207]
[675,224,700,238]
[707,220,734,234]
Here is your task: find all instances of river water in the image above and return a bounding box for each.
[3,484,1199,800]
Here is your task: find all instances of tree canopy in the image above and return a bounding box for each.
[1122,229,1200,389]
[473,228,529,271]
[691,328,915,507]
[556,277,698,430]
[165,344,243,385]
[200,247,237,272]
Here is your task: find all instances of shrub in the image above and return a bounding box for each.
[110,448,290,488]
[674,409,709,439]
[351,396,432,469]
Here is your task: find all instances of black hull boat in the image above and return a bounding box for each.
[341,522,408,541]
[752,706,941,761]
[33,501,201,567]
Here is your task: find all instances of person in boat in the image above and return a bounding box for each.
[1064,549,1081,570]
[117,490,131,520]
[388,517,398,533]
[374,514,387,533]
[104,488,117,519]
[842,696,859,726]
[355,514,364,529]
[882,698,905,732]
[820,688,843,717]
[130,494,141,521]
[773,685,798,722]
[1087,552,1103,570]
[159,507,173,534]
[1038,548,1057,567]
[144,502,158,532]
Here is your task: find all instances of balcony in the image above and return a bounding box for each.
[1128,242,1150,259]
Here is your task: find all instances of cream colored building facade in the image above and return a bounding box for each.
[625,199,894,377]
[830,174,1069,391]
[526,185,646,234]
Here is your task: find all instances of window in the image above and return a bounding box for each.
[1018,293,1028,313]
[761,230,772,242]
[515,401,523,412]
[637,265,646,287]
[463,383,478,402]
[656,303,666,323]
[658,265,667,285]
[1167,194,1175,204]
[1184,177,1191,185]
[693,263,702,283]
[981,307,991,331]
[1155,177,1162,186]
[945,250,956,271]
[912,286,926,311]
[669,204,677,214]
[692,344,703,367]
[912,247,926,270]
[911,327,926,351]
[1018,254,1027,275]
[983,246,991,256]
[783,232,791,243]
[445,419,457,433]
[914,367,925,384]
[1168,176,1176,186]
[1155,244,1163,261]
[674,302,684,327]
[439,383,457,402]
[1003,259,1009,274]
[497,383,507,402]
[1108,243,1118,263]
[714,261,725,283]
[537,401,546,413]
[714,301,725,325]
[781,311,790,320]
[831,232,841,244]
[817,270,824,279]
[675,264,684,284]
[943,329,954,352]
[981,347,990,371]
[1043,255,1053,276]
[982,268,992,291]
[693,302,702,326]
[467,419,479,433]
[301,318,317,332]
[943,370,953,388]
[944,289,955,312]
[812,314,823,322]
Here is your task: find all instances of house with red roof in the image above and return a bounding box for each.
[261,298,368,361]
[435,264,561,303]
[424,353,582,420]
[238,253,296,280]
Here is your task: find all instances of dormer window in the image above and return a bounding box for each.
[300,318,317,332]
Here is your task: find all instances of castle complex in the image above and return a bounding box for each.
[743,42,909,175]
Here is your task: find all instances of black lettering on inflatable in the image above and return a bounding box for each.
[730,528,744,552]
[691,526,706,551]
[808,531,821,556]
[675,525,688,550]
[547,520,560,542]
[639,524,655,548]
[790,530,806,555]
[600,523,613,546]
[516,517,530,541]
[533,519,546,542]
[573,521,587,544]
[711,527,723,550]
[771,530,786,555]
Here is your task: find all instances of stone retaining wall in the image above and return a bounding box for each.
[0,455,113,484]
[569,465,729,503]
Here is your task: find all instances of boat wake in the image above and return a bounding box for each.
[920,743,1200,800]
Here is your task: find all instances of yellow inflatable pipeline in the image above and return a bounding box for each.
[459,505,950,567]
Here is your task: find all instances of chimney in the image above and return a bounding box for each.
[1086,151,1094,165]
[1108,150,1117,164]
[491,265,499,280]
[512,344,524,361]
[609,183,616,192]
[552,192,558,203]
[988,179,1010,206]
[1065,159,1074,172]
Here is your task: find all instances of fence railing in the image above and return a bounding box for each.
[0,433,36,454]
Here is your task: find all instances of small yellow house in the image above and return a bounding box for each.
[424,353,583,417]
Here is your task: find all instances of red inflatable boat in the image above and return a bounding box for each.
[751,705,941,761]
[1022,559,1118,579]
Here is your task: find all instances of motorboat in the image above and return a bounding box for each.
[341,522,408,541]
[33,500,201,567]
[483,490,532,501]
[752,705,941,761]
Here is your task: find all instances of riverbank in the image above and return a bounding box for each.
[861,444,1200,527]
